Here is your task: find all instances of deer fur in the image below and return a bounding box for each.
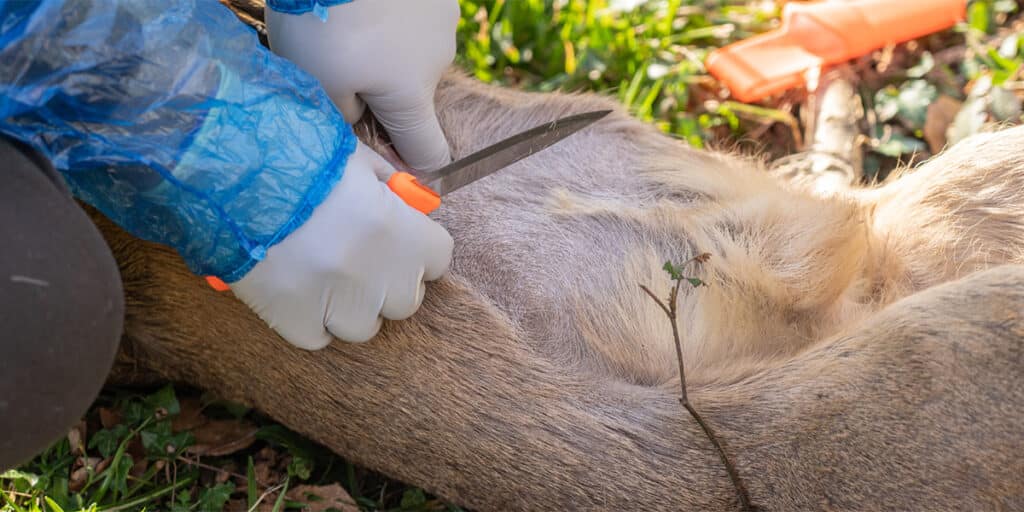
[97,72,1024,510]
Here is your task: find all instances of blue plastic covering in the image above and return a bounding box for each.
[267,0,353,20]
[0,0,357,281]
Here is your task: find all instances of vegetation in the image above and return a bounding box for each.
[6,0,1024,510]
[457,0,1024,173]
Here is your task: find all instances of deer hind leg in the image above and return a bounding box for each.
[860,125,1024,296]
[724,264,1024,511]
[104,200,1024,511]
[99,71,1024,509]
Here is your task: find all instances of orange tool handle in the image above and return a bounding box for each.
[706,0,967,102]
[386,171,441,215]
[203,171,440,292]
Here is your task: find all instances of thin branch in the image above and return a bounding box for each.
[248,480,288,512]
[666,280,689,405]
[640,253,756,511]
[176,455,250,485]
[681,401,754,511]
[639,284,672,316]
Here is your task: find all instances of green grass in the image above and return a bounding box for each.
[456,0,786,148]
[6,1,1024,511]
[4,385,461,512]
[456,0,1024,167]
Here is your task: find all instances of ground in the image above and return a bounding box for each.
[4,1,1024,510]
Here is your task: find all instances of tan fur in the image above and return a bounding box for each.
[97,73,1024,510]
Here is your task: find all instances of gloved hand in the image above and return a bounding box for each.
[229,142,454,349]
[266,0,459,171]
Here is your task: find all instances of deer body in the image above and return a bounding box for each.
[99,73,1024,510]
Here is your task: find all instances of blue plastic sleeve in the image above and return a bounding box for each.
[267,0,353,19]
[0,0,357,281]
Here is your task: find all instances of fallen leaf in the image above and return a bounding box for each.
[69,466,89,492]
[215,467,232,484]
[67,421,86,456]
[98,407,121,429]
[129,457,149,479]
[171,397,207,432]
[989,86,1022,122]
[924,95,962,153]
[185,419,259,457]
[69,457,107,492]
[252,457,278,487]
[947,95,989,147]
[287,483,360,512]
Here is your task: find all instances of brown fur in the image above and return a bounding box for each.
[97,73,1024,510]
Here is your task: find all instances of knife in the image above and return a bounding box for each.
[204,109,610,291]
[386,109,611,214]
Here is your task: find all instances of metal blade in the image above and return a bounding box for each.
[418,109,611,195]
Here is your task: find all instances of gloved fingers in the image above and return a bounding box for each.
[258,301,335,351]
[363,89,451,171]
[230,267,337,350]
[380,270,427,320]
[385,189,454,281]
[325,287,386,343]
[335,92,367,125]
[352,141,399,182]
[273,321,335,351]
[420,220,454,281]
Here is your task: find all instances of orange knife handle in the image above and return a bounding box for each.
[387,171,441,215]
[204,171,442,292]
[206,275,231,292]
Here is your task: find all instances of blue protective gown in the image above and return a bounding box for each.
[267,0,351,18]
[0,0,358,282]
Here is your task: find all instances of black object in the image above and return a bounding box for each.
[0,136,124,470]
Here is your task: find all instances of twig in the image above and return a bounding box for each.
[248,480,288,512]
[770,67,863,192]
[640,253,756,511]
[176,455,250,484]
[639,283,690,403]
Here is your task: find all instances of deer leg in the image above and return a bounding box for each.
[103,197,1024,511]
[863,125,1024,292]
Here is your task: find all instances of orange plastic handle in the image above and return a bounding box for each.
[706,0,967,102]
[386,171,441,215]
[206,275,231,291]
[203,171,441,292]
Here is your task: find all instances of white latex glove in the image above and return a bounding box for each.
[266,0,459,171]
[230,142,453,349]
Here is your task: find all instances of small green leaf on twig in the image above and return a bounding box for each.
[663,261,684,280]
[663,253,711,285]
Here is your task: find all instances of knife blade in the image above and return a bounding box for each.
[386,109,611,214]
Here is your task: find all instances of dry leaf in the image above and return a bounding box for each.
[69,466,89,492]
[287,483,360,512]
[98,407,121,429]
[924,95,962,153]
[185,419,258,457]
[171,397,207,432]
[214,467,232,484]
[253,459,277,488]
[69,457,107,492]
[67,421,86,456]
[129,457,149,479]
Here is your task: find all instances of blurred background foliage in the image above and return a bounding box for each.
[456,0,785,148]
[456,0,1024,176]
